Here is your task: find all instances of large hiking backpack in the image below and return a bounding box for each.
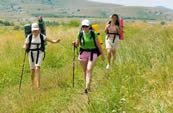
[38,20,46,35]
[79,29,97,46]
[24,20,47,45]
[78,25,102,61]
[107,18,124,41]
[24,22,46,62]
[24,24,31,38]
[79,24,103,48]
[24,20,46,38]
[26,34,45,53]
[25,34,46,63]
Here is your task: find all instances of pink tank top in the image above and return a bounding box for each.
[107,24,118,38]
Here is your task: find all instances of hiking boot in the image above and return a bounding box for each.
[84,88,88,94]
[106,64,110,69]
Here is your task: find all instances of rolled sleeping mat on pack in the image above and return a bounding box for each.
[120,19,124,40]
[91,24,104,49]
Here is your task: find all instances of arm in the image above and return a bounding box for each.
[73,33,80,47]
[46,37,61,44]
[23,43,28,49]
[95,38,104,61]
[73,39,80,48]
[104,24,109,33]
[23,36,29,49]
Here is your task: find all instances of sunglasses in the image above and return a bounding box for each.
[82,26,89,28]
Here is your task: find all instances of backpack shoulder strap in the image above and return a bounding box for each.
[90,30,95,39]
[28,34,32,48]
[79,31,83,40]
[90,30,101,56]
[40,34,45,52]
[79,31,85,46]
[26,34,32,52]
[90,30,97,48]
[40,34,44,43]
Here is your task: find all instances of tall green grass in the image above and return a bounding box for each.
[0,22,173,113]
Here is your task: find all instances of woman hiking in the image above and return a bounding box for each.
[73,19,104,94]
[24,23,61,89]
[105,14,121,69]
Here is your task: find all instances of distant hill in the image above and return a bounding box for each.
[0,0,173,21]
[156,6,173,11]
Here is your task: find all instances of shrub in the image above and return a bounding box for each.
[68,20,80,27]
[0,20,14,26]
[160,21,166,25]
[13,26,21,30]
[46,21,60,26]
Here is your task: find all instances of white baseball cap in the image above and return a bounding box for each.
[81,19,90,26]
[32,23,39,31]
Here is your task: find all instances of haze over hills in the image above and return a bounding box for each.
[156,6,173,11]
[0,0,173,21]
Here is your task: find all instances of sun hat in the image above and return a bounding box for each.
[32,23,39,31]
[81,19,90,26]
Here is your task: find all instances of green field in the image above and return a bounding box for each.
[0,21,173,113]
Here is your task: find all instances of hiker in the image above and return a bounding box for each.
[73,19,104,93]
[105,14,121,69]
[38,16,46,35]
[23,23,61,89]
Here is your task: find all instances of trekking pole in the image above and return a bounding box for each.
[73,44,76,88]
[19,51,27,93]
[76,47,79,56]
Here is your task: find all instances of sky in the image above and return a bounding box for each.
[88,0,173,9]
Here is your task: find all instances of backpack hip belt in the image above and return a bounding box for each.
[107,32,119,43]
[28,44,44,64]
[79,48,100,61]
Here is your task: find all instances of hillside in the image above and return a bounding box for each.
[0,0,173,21]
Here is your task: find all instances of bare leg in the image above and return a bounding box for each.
[107,48,112,65]
[80,61,88,82]
[86,58,97,89]
[111,49,116,65]
[31,69,35,88]
[35,66,40,89]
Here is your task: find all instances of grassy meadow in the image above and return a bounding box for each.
[0,21,173,113]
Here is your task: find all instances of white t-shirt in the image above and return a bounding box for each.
[25,34,46,50]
